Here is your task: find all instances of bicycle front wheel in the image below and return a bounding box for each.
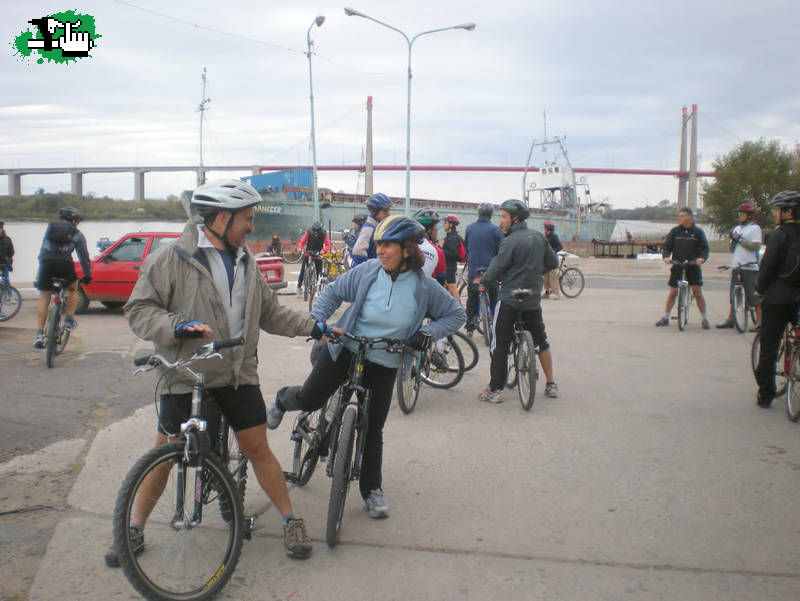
[732,284,747,333]
[0,285,21,322]
[677,284,689,331]
[55,322,71,355]
[292,409,325,486]
[559,267,585,298]
[113,442,243,601]
[327,405,357,547]
[421,339,464,389]
[451,331,478,372]
[396,357,421,414]
[45,304,60,368]
[751,331,788,397]
[479,293,491,346]
[516,331,537,411]
[787,350,800,422]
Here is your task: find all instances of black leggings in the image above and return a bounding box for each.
[756,300,798,401]
[275,345,397,498]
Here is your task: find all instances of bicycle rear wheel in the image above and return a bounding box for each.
[220,421,247,500]
[786,350,800,422]
[45,304,60,368]
[421,339,464,389]
[451,331,478,372]
[506,340,518,388]
[0,285,21,322]
[479,293,491,346]
[732,284,747,333]
[677,284,689,331]
[516,331,537,411]
[751,331,788,397]
[559,267,585,298]
[327,405,356,547]
[396,357,421,414]
[113,442,243,601]
[282,249,302,264]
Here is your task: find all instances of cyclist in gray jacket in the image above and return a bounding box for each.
[480,199,559,403]
[112,179,322,566]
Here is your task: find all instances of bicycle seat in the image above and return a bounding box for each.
[511,288,533,301]
[51,278,65,291]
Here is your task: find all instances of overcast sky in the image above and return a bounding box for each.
[2,0,798,209]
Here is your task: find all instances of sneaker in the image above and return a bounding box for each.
[654,317,669,327]
[756,392,772,409]
[429,350,448,372]
[283,518,312,558]
[545,382,558,398]
[465,329,474,338]
[296,287,303,297]
[702,319,711,330]
[478,388,502,403]
[33,332,45,349]
[364,488,389,519]
[267,398,285,430]
[104,528,144,568]
[716,319,735,329]
[65,316,78,330]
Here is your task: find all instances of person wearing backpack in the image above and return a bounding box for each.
[33,207,92,348]
[754,191,800,408]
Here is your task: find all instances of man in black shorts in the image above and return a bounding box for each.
[655,207,710,329]
[108,179,329,567]
[33,207,91,348]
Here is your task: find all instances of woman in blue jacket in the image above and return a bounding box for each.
[268,216,465,518]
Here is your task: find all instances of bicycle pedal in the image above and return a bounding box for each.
[243,516,255,540]
[282,470,297,483]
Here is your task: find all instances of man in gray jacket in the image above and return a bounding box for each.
[479,199,559,403]
[109,179,324,566]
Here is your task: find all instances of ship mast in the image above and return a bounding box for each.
[365,96,374,196]
[197,67,210,185]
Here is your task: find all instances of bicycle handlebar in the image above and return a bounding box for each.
[718,261,759,271]
[669,259,699,266]
[327,330,411,353]
[133,337,245,369]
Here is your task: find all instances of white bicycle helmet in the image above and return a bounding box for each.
[191,179,262,212]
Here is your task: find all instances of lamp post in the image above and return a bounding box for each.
[307,15,325,222]
[344,7,475,216]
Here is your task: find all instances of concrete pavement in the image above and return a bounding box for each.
[5,255,800,600]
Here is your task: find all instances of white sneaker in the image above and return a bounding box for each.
[267,399,285,430]
[478,388,502,403]
[364,488,389,518]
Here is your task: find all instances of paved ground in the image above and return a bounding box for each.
[2,255,799,601]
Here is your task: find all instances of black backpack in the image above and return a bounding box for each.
[47,221,76,245]
[777,227,800,287]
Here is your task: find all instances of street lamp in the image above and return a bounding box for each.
[307,15,325,222]
[344,7,475,216]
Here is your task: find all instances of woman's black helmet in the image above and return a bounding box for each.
[59,206,83,222]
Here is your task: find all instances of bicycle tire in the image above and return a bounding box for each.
[113,442,243,601]
[559,267,585,298]
[421,340,464,389]
[326,405,356,547]
[308,276,317,311]
[751,331,788,397]
[221,422,247,500]
[516,330,537,411]
[677,284,689,331]
[281,250,302,264]
[292,410,324,486]
[479,293,491,346]
[732,284,747,333]
[451,331,478,372]
[0,285,21,322]
[458,280,469,305]
[396,357,421,414]
[45,304,59,368]
[506,340,518,388]
[55,322,71,355]
[302,262,313,302]
[786,350,800,422]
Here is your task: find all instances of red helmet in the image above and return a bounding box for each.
[445,214,459,225]
[737,203,756,214]
[544,220,555,229]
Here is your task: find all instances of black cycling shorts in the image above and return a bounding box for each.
[731,269,761,307]
[35,259,77,291]
[158,384,267,437]
[445,263,458,284]
[668,263,702,287]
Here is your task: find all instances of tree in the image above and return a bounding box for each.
[703,139,800,234]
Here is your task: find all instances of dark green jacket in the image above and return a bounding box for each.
[481,221,558,310]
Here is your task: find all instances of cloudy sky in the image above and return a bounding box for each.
[1,0,798,209]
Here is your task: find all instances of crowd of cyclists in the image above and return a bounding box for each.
[5,180,798,569]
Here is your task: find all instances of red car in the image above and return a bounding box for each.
[74,232,286,313]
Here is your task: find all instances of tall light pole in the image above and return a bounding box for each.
[344,7,475,216]
[307,15,325,222]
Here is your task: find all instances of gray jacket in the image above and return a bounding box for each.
[481,221,558,311]
[124,219,315,393]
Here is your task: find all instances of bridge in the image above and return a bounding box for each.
[0,165,715,202]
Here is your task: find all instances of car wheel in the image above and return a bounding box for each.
[75,286,90,314]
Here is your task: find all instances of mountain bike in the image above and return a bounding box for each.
[113,338,253,601]
[450,330,478,372]
[670,260,697,331]
[44,278,72,368]
[504,289,539,411]
[556,252,585,298]
[396,334,465,414]
[751,319,800,422]
[286,332,409,547]
[458,269,493,346]
[301,250,321,304]
[0,273,21,322]
[718,262,759,333]
[308,255,345,311]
